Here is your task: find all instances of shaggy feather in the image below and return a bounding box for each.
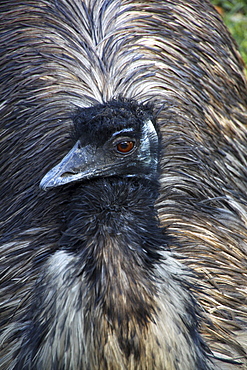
[1,0,247,369]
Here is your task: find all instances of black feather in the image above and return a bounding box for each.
[1,0,247,369]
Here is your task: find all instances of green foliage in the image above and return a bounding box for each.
[211,0,247,66]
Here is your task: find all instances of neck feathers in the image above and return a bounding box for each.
[16,177,212,369]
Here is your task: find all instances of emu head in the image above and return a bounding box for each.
[40,100,160,190]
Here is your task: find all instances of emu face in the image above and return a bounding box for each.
[40,100,159,190]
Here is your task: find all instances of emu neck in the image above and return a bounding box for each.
[59,177,164,310]
[56,177,164,359]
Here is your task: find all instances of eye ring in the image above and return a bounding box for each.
[115,140,135,154]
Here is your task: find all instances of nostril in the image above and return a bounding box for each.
[60,171,77,177]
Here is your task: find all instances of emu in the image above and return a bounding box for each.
[0,0,247,369]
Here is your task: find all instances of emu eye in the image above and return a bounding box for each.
[116,140,135,154]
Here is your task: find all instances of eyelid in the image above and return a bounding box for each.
[111,128,135,138]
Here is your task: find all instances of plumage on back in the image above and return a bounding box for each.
[0,0,247,369]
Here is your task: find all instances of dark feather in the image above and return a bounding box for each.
[0,0,247,369]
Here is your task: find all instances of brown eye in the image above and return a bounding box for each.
[116,140,135,154]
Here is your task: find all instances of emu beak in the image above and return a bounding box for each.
[40,141,108,190]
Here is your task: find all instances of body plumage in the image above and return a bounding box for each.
[0,0,247,369]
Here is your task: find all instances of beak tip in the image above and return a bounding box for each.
[39,171,56,191]
[39,178,49,191]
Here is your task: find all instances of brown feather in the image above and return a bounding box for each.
[0,0,247,369]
